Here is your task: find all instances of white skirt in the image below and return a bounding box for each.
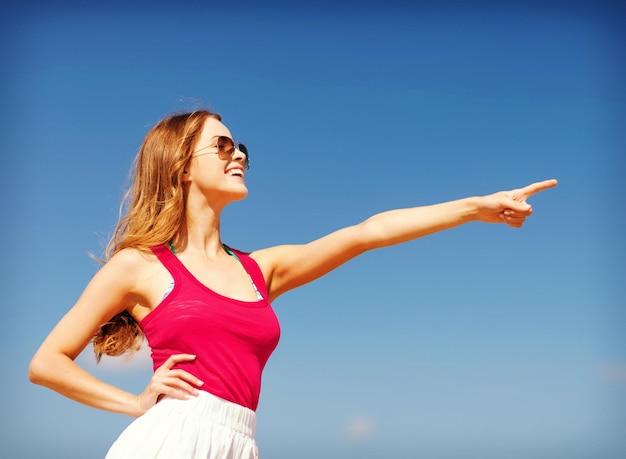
[105,391,259,459]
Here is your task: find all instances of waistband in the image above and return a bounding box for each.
[159,390,257,438]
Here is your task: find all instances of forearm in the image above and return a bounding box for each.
[29,351,143,417]
[359,196,480,249]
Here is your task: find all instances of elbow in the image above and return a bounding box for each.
[28,353,52,386]
[28,354,44,385]
[356,218,387,251]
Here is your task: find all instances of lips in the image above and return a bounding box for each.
[227,167,244,178]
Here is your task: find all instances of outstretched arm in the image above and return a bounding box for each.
[252,179,557,301]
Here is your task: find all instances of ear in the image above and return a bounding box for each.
[181,163,192,182]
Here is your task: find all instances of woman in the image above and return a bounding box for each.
[29,110,557,458]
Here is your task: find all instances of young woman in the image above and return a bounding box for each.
[29,110,557,458]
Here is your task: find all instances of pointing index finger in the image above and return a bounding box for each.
[520,179,558,199]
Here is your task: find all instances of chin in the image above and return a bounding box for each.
[230,187,249,202]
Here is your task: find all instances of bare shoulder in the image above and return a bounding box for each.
[99,247,162,288]
[99,247,171,317]
[249,245,288,272]
[108,247,158,269]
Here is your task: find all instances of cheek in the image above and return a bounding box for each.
[192,167,229,192]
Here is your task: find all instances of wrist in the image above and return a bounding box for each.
[462,196,482,222]
[120,393,146,418]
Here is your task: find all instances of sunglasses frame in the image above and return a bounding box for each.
[193,136,250,170]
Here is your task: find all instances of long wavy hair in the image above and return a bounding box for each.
[92,110,221,361]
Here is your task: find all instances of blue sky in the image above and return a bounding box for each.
[2,1,625,458]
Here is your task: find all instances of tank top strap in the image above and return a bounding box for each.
[225,246,269,300]
[151,243,174,261]
[150,244,185,278]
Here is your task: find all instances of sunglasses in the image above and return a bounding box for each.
[193,136,250,170]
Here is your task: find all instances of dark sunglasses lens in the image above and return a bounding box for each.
[217,136,233,151]
[238,143,250,169]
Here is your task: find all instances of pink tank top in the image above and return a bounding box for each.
[139,244,281,411]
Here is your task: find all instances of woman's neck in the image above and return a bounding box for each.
[174,203,224,257]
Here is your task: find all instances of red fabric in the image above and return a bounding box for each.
[140,244,280,411]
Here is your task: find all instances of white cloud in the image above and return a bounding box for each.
[596,361,626,384]
[340,415,375,441]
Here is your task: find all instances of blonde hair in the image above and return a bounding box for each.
[92,110,221,361]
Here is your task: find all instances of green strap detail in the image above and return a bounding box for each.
[168,240,177,255]
[222,244,241,262]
